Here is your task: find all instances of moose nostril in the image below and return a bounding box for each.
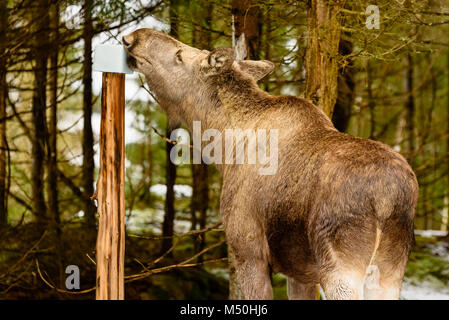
[122,36,131,47]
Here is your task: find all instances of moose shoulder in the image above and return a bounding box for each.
[123,28,418,300]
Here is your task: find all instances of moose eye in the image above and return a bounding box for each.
[175,49,183,63]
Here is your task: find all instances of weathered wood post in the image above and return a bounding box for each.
[93,44,132,300]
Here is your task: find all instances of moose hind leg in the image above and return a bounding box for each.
[287,277,317,300]
[363,235,410,300]
[321,269,365,300]
[363,266,403,300]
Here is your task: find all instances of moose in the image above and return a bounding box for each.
[123,28,418,300]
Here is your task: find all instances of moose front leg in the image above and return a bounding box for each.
[287,277,318,300]
[225,214,272,300]
[232,256,272,299]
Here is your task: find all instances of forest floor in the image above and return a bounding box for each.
[1,217,448,299]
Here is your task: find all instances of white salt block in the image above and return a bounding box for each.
[93,44,133,74]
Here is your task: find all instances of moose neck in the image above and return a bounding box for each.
[181,73,272,134]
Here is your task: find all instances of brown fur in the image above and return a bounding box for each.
[123,29,419,300]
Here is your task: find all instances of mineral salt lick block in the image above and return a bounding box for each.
[93,44,133,74]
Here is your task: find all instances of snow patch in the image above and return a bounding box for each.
[401,279,449,300]
[150,184,193,199]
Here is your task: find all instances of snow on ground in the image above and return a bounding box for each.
[401,280,449,300]
[126,184,193,232]
[401,239,449,300]
[428,241,449,262]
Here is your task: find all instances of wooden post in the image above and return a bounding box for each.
[96,72,126,300]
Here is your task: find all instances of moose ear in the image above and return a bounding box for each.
[202,48,235,73]
[237,60,275,82]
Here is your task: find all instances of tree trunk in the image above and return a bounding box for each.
[31,0,50,225]
[445,50,449,232]
[47,1,65,287]
[82,0,96,229]
[262,8,271,91]
[0,0,8,228]
[160,128,177,255]
[405,52,415,168]
[405,52,419,226]
[305,0,341,118]
[232,0,262,60]
[332,38,354,133]
[367,58,375,139]
[427,67,437,230]
[160,0,179,255]
[190,173,198,231]
[191,163,209,260]
[145,109,153,204]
